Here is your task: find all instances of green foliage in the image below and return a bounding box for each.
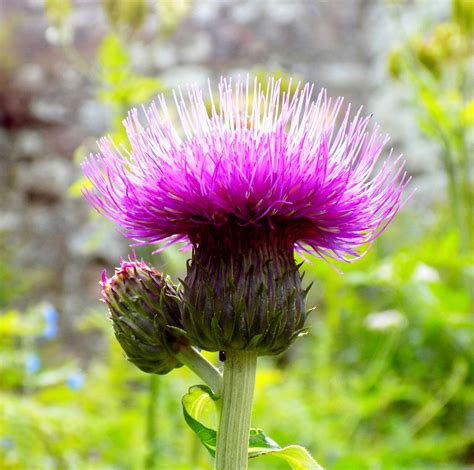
[156,0,192,36]
[44,0,72,27]
[97,32,165,142]
[101,0,148,34]
[388,0,473,253]
[2,200,472,468]
[69,30,165,199]
[0,307,209,469]
[182,385,218,456]
[5,1,470,468]
[0,236,45,311]
[251,224,471,467]
[182,385,322,469]
[452,0,474,33]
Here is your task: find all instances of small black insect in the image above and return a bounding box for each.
[219,350,226,362]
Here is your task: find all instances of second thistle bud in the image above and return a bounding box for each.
[102,258,187,375]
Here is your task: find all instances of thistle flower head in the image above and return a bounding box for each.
[102,258,186,373]
[85,77,411,354]
[82,77,410,262]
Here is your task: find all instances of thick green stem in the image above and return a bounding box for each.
[215,350,258,470]
[176,346,223,396]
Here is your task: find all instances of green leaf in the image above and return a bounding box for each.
[181,385,218,456]
[182,385,219,429]
[98,33,129,85]
[251,443,323,469]
[247,428,280,456]
[96,33,163,110]
[181,385,323,469]
[247,429,322,469]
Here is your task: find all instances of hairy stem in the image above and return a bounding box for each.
[215,350,258,470]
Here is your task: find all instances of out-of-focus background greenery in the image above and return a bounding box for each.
[0,0,472,469]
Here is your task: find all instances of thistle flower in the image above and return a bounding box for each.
[102,258,186,374]
[84,77,411,354]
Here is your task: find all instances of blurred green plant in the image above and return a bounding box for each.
[290,227,474,468]
[2,1,470,469]
[2,237,471,469]
[44,0,72,28]
[0,304,216,469]
[96,32,165,142]
[157,0,192,37]
[0,236,47,311]
[44,0,167,196]
[388,0,473,254]
[101,0,148,34]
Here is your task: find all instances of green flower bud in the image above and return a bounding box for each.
[182,227,308,356]
[102,258,187,374]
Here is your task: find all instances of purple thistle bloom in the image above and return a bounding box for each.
[82,77,410,262]
[83,77,412,354]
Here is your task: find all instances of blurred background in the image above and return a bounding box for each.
[0,0,472,468]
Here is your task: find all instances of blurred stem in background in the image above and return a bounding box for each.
[145,375,160,469]
[388,0,473,256]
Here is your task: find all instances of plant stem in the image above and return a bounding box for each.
[215,350,258,470]
[176,346,223,396]
[145,374,160,469]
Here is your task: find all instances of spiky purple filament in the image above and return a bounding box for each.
[82,77,411,262]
